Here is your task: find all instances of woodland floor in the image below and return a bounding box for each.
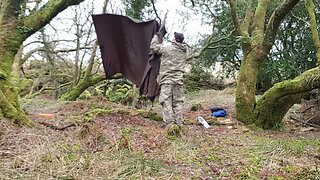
[0,88,320,179]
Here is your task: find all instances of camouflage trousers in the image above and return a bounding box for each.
[159,83,184,124]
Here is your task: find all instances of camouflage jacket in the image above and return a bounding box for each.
[150,35,190,85]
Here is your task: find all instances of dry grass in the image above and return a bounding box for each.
[0,90,320,179]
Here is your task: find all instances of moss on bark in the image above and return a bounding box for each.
[0,0,86,125]
[0,29,32,125]
[0,80,32,126]
[254,67,320,129]
[233,0,304,130]
[235,52,262,124]
[60,76,105,101]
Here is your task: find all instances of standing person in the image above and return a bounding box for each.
[150,32,190,127]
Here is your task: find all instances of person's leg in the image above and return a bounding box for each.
[159,84,174,125]
[172,84,184,125]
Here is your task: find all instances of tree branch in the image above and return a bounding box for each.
[203,3,215,17]
[252,0,271,39]
[24,39,77,47]
[22,0,85,38]
[257,67,320,105]
[227,0,243,36]
[21,46,92,66]
[241,2,254,35]
[305,0,320,64]
[83,41,98,80]
[263,0,301,50]
[150,0,161,24]
[186,30,235,61]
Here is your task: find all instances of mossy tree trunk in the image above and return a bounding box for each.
[0,0,85,125]
[227,0,306,129]
[59,41,105,101]
[305,0,320,64]
[254,67,320,129]
[59,75,105,101]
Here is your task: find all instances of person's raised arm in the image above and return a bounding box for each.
[150,35,162,54]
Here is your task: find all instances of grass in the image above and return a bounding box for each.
[1,90,319,179]
[0,122,167,180]
[1,119,319,179]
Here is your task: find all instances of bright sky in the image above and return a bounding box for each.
[24,0,212,61]
[153,0,211,45]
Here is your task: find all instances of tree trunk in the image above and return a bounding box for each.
[0,30,31,125]
[12,45,23,88]
[254,94,302,129]
[306,0,320,63]
[231,0,301,129]
[235,50,263,124]
[59,76,105,101]
[254,67,320,129]
[0,0,85,124]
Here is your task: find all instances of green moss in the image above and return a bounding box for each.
[190,103,202,111]
[18,78,33,95]
[147,112,162,121]
[105,83,133,105]
[115,108,131,115]
[165,124,189,140]
[236,53,262,125]
[0,80,32,126]
[78,90,91,100]
[83,108,113,122]
[135,109,162,121]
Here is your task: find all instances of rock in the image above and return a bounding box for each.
[216,118,234,125]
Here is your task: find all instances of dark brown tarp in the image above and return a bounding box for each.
[92,14,162,101]
[139,53,161,101]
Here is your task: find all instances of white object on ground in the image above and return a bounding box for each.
[197,116,210,128]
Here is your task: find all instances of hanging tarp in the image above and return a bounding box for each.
[92,14,164,101]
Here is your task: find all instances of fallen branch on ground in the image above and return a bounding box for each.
[289,116,320,129]
[38,121,76,131]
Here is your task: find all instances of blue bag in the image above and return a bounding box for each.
[210,107,227,117]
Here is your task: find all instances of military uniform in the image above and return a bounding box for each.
[150,35,189,125]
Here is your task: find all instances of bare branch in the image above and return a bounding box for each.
[102,0,109,13]
[22,0,85,38]
[290,11,308,24]
[203,3,215,17]
[24,39,77,47]
[186,30,235,61]
[21,46,92,66]
[150,0,162,24]
[84,41,98,80]
[190,0,195,7]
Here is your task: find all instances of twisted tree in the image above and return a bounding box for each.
[0,0,85,125]
[225,0,320,129]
